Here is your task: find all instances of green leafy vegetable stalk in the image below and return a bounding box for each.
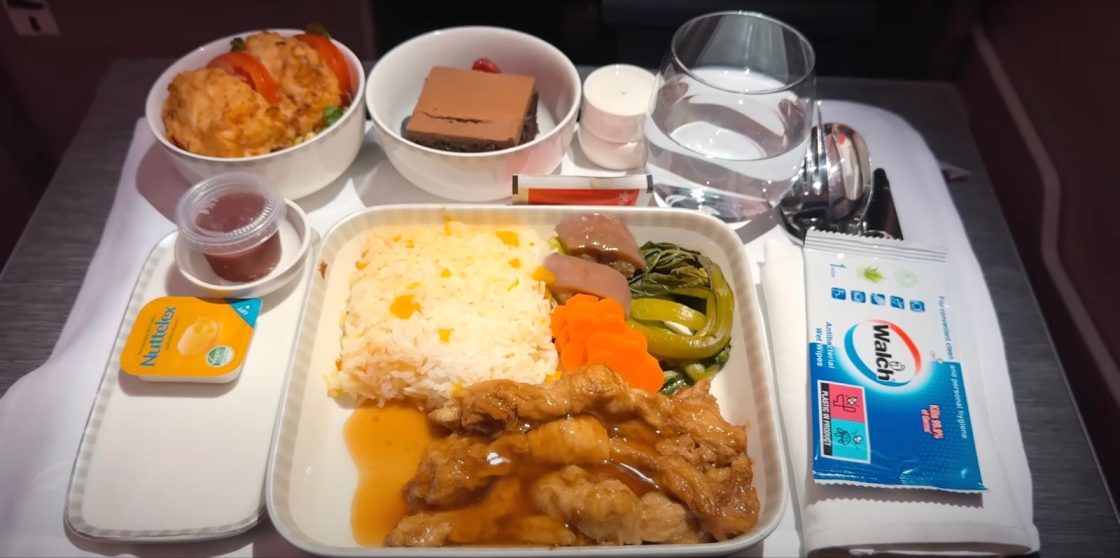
[628,241,736,394]
[230,37,246,52]
[659,344,731,395]
[660,370,690,396]
[630,298,706,331]
[323,106,343,127]
[306,23,331,38]
[628,241,709,298]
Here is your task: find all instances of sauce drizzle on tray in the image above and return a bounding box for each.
[345,401,433,546]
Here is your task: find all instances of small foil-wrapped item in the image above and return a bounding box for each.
[511,174,652,206]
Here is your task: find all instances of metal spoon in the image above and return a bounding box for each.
[779,121,876,240]
[826,123,872,226]
[777,121,829,231]
[851,169,904,240]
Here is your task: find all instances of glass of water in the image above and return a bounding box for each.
[646,11,816,227]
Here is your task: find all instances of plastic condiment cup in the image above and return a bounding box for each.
[175,172,287,283]
[580,64,657,143]
[578,125,647,170]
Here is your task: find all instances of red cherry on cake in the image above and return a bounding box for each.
[471,58,502,73]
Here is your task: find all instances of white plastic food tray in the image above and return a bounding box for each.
[266,204,788,556]
[65,233,315,542]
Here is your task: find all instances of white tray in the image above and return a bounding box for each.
[265,204,789,556]
[64,232,315,542]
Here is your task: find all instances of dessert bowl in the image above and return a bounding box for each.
[365,26,582,201]
[146,29,366,200]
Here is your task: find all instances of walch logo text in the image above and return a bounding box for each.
[844,320,922,386]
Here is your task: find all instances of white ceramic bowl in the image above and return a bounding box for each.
[146,29,366,200]
[366,27,581,201]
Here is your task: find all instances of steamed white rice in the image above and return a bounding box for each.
[328,220,558,404]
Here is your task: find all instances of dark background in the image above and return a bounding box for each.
[2,0,1118,515]
[374,0,977,79]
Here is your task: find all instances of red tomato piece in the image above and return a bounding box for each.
[207,52,279,104]
[295,33,354,101]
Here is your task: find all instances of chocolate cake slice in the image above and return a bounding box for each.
[404,66,540,152]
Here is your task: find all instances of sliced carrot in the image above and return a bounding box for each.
[567,293,601,307]
[631,357,664,392]
[585,330,632,357]
[567,325,596,354]
[578,294,602,306]
[567,312,604,339]
[560,341,585,371]
[550,305,568,339]
[595,297,626,318]
[549,292,663,391]
[555,329,570,350]
[565,301,596,319]
[629,327,649,351]
[590,349,662,393]
[597,317,630,337]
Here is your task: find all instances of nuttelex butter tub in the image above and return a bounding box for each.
[120,296,261,383]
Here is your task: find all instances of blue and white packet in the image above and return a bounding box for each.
[803,231,985,492]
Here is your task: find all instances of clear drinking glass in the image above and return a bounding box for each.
[645,11,816,227]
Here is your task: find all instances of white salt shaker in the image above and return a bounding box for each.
[579,64,656,170]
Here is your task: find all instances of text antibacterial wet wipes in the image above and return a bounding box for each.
[803,231,985,492]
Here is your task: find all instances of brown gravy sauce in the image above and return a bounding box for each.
[345,401,433,546]
[347,406,665,547]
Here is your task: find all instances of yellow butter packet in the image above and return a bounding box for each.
[121,296,261,383]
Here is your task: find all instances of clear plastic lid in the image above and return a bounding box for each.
[175,172,287,256]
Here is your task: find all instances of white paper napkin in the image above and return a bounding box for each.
[757,101,1041,555]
